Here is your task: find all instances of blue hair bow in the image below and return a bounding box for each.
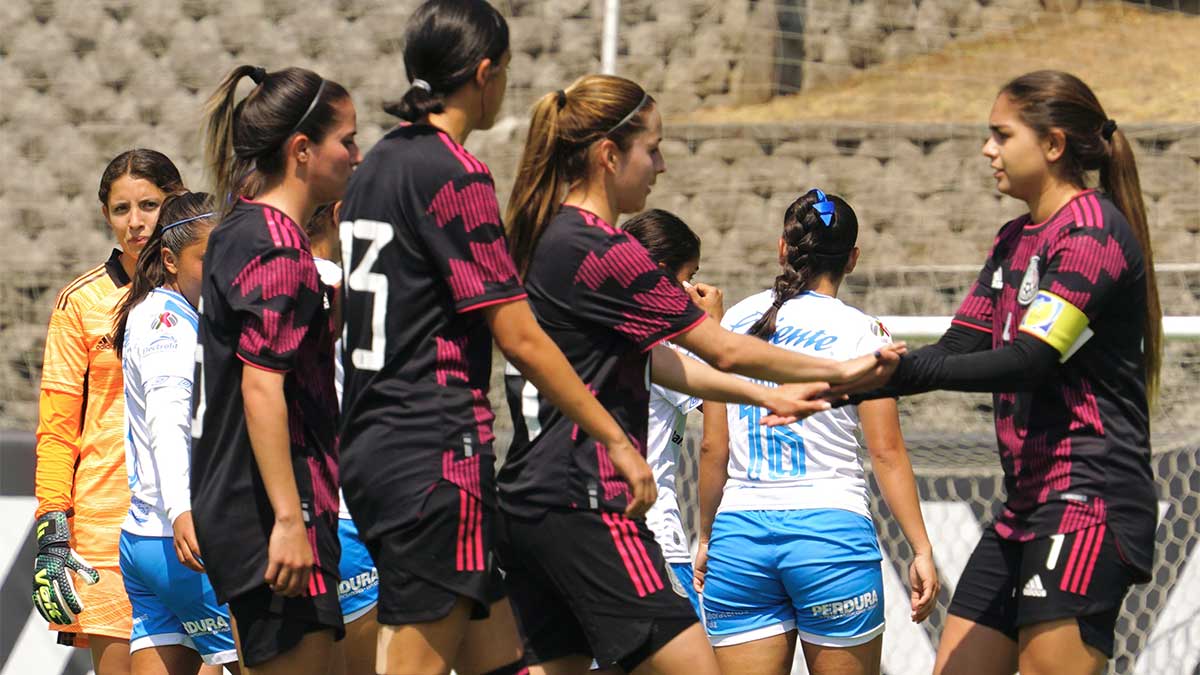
[812,189,835,227]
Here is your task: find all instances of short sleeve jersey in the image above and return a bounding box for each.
[498,206,706,517]
[122,288,198,537]
[720,290,891,519]
[192,199,340,603]
[952,189,1155,579]
[37,250,130,567]
[337,125,525,539]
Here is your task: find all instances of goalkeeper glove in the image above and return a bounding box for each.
[31,511,100,625]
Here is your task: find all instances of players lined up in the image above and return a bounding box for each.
[31,1,1158,675]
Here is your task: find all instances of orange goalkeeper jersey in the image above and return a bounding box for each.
[35,249,132,639]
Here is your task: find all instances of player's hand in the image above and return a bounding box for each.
[757,382,840,426]
[172,511,205,573]
[685,282,725,322]
[605,439,657,518]
[830,343,907,392]
[909,550,939,622]
[693,538,709,594]
[265,515,313,597]
[31,511,100,626]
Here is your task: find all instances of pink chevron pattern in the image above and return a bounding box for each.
[427,180,501,233]
[1059,498,1107,534]
[574,240,657,290]
[1054,235,1128,285]
[471,388,495,445]
[239,307,310,360]
[435,335,469,385]
[447,240,520,302]
[596,442,633,502]
[955,285,993,323]
[1063,379,1105,435]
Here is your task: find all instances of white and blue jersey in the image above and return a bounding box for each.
[120,287,235,664]
[122,288,199,537]
[702,290,891,648]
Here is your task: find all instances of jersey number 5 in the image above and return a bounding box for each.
[340,219,394,372]
[740,403,806,481]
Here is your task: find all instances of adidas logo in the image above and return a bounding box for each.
[1022,574,1047,598]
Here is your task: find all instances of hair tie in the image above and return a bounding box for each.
[290,79,326,135]
[811,188,835,227]
[248,66,267,85]
[555,89,567,109]
[1101,118,1118,141]
[771,297,786,310]
[412,79,432,93]
[605,92,649,137]
[161,212,215,233]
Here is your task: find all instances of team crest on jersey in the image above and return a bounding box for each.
[151,311,178,330]
[1018,256,1041,306]
[991,266,1004,290]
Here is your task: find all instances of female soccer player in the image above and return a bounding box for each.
[304,202,380,675]
[195,64,360,673]
[856,71,1159,675]
[695,189,939,675]
[497,74,904,675]
[621,209,711,615]
[112,192,240,675]
[337,5,828,675]
[33,149,184,675]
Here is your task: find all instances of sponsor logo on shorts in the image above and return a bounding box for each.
[338,568,378,598]
[1023,574,1048,598]
[705,608,751,629]
[809,589,879,620]
[664,564,688,599]
[183,616,230,637]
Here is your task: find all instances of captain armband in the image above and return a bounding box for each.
[1018,290,1093,363]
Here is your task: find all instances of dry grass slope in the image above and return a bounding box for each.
[682,3,1200,124]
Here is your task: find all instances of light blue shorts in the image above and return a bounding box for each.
[118,531,237,665]
[668,562,702,617]
[701,509,885,648]
[337,517,379,622]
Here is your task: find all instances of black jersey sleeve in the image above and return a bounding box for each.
[570,233,706,352]
[420,172,525,313]
[229,245,324,372]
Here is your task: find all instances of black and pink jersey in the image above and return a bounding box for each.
[192,198,340,603]
[338,124,526,540]
[953,189,1155,579]
[498,206,706,518]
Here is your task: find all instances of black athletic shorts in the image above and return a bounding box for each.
[366,479,504,625]
[227,572,344,668]
[948,523,1135,658]
[496,507,698,670]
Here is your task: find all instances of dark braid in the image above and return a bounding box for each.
[747,189,858,341]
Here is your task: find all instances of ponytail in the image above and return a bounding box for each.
[1103,128,1162,398]
[384,79,443,122]
[506,91,571,276]
[203,65,350,215]
[203,65,262,216]
[748,190,858,341]
[113,192,217,358]
[385,0,509,123]
[507,75,653,277]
